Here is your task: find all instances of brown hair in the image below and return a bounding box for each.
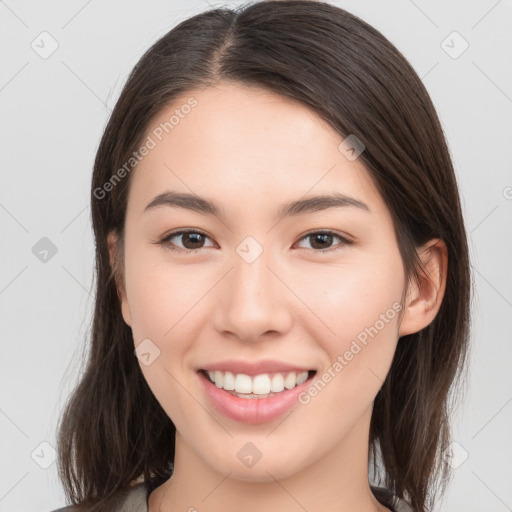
[56,2,472,511]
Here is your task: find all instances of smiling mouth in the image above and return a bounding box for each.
[198,369,317,399]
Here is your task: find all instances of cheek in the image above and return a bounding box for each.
[292,255,403,401]
[124,257,201,421]
[292,252,404,340]
[123,242,201,343]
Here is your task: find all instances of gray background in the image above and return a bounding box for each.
[1,1,511,510]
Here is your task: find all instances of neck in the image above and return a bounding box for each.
[152,406,390,512]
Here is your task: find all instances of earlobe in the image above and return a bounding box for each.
[107,230,132,327]
[398,239,448,337]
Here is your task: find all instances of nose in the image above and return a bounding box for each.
[212,248,293,343]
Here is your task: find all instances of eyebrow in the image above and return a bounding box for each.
[144,190,371,220]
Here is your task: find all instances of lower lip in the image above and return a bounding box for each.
[198,370,315,424]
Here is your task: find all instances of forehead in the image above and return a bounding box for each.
[145,82,339,163]
[128,82,387,219]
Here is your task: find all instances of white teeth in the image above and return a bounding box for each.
[270,373,284,392]
[222,371,235,390]
[296,371,308,385]
[234,374,253,394]
[205,369,310,395]
[252,374,271,394]
[284,372,297,390]
[214,370,224,388]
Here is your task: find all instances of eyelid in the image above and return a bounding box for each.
[158,228,215,253]
[295,229,353,252]
[157,228,354,254]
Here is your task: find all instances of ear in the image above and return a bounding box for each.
[107,230,132,327]
[398,238,448,337]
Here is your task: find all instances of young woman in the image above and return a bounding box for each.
[52,1,471,511]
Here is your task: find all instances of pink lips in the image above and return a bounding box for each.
[197,368,315,424]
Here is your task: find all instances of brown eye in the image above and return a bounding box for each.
[158,229,352,255]
[160,230,214,253]
[296,230,352,253]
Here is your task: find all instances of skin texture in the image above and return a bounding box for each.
[108,82,447,512]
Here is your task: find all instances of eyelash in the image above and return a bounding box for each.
[157,228,353,255]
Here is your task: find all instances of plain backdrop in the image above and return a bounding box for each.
[1,1,511,510]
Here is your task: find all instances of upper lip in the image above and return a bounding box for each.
[198,359,315,376]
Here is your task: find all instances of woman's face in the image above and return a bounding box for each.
[111,82,411,482]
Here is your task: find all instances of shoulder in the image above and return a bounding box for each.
[48,482,149,512]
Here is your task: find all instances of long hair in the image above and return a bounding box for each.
[56,2,472,510]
